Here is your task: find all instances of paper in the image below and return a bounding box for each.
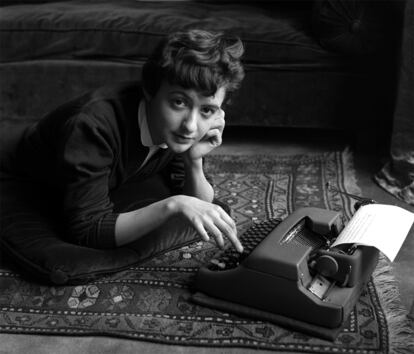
[331,204,414,261]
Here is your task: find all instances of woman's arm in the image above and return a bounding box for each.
[181,110,225,202]
[182,156,214,202]
[114,194,242,252]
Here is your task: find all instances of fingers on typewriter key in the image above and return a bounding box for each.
[212,206,243,253]
[194,219,226,249]
[194,204,242,253]
[218,219,243,253]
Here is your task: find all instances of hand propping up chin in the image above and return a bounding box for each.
[184,109,225,161]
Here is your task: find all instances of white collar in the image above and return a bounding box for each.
[138,99,168,149]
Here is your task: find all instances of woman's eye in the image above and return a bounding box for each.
[201,107,216,117]
[171,98,186,108]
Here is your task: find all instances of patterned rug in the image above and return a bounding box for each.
[1,151,413,353]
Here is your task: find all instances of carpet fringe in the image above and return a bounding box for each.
[373,255,414,354]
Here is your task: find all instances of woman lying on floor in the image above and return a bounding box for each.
[0,29,244,284]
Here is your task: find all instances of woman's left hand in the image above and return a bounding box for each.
[184,109,225,161]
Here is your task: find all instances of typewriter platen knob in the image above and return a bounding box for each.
[313,255,339,278]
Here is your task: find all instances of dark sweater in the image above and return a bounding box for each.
[16,82,181,249]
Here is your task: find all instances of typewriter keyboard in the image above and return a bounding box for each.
[208,218,282,271]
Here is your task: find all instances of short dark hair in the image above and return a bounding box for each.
[142,29,244,99]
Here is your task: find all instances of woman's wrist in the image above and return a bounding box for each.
[182,154,203,170]
[183,156,205,181]
[165,195,185,216]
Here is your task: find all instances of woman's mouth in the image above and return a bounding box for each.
[173,133,195,144]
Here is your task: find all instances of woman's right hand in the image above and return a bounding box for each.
[167,195,243,253]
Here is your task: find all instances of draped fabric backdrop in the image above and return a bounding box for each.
[375,0,414,205]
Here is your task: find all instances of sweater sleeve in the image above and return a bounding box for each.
[57,111,119,249]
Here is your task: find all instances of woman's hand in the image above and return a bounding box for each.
[168,194,243,253]
[184,109,225,161]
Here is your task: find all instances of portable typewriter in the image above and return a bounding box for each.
[192,202,379,332]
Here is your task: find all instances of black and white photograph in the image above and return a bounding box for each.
[0,0,413,353]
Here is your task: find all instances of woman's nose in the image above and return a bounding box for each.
[181,110,198,133]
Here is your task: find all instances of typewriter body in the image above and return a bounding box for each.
[193,207,379,329]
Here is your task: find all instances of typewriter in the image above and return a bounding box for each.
[192,204,379,331]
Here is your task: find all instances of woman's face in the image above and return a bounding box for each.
[146,81,226,154]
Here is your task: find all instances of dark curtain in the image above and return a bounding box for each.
[375,0,414,205]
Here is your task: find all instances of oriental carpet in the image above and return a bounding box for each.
[1,151,413,353]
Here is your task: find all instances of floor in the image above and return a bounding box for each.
[1,126,413,353]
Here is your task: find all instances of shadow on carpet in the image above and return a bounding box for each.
[1,151,413,353]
